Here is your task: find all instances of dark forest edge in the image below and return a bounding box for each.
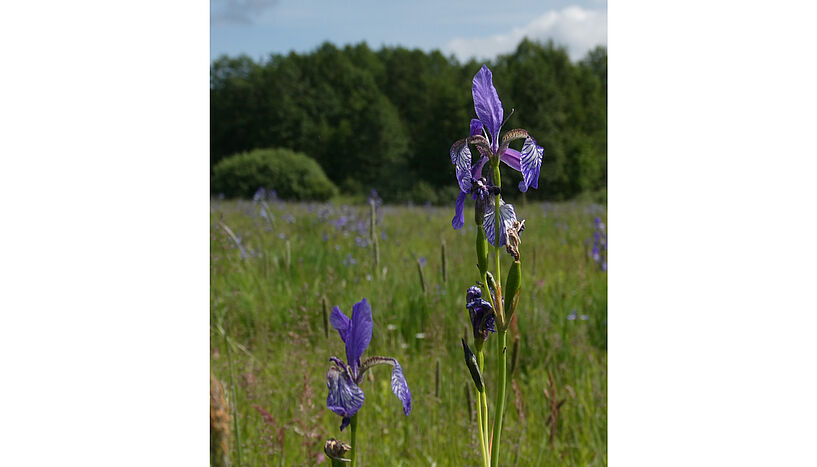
[211,38,606,204]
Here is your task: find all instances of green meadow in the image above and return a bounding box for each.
[210,198,607,466]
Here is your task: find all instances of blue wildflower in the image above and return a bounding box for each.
[590,216,607,272]
[368,188,383,208]
[449,65,544,245]
[465,285,496,342]
[326,298,411,430]
[466,285,482,302]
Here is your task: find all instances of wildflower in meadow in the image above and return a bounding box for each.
[449,65,544,244]
[367,188,382,208]
[591,216,607,271]
[253,187,275,225]
[449,64,541,467]
[465,285,496,345]
[326,298,411,431]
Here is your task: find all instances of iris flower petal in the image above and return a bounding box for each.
[519,137,543,192]
[326,366,365,424]
[471,155,489,180]
[450,139,471,171]
[346,298,373,376]
[472,65,504,145]
[329,306,351,343]
[500,148,522,172]
[470,119,483,137]
[452,191,467,230]
[483,199,518,247]
[457,167,473,193]
[450,139,473,193]
[359,356,412,416]
[390,361,412,415]
[340,417,352,431]
[466,298,496,340]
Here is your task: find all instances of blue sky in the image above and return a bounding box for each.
[211,0,607,63]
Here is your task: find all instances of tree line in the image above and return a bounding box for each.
[211,39,606,203]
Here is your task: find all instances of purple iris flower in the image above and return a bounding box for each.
[466,285,482,302]
[326,298,412,431]
[450,65,544,243]
[465,285,496,342]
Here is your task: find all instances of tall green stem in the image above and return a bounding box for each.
[480,391,484,458]
[478,351,489,466]
[350,415,358,467]
[489,158,508,467]
[475,386,488,466]
[490,329,507,467]
[492,162,502,293]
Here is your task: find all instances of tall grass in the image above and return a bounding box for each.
[210,199,607,466]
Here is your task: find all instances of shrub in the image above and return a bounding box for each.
[211,148,338,201]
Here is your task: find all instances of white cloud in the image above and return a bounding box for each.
[443,6,607,62]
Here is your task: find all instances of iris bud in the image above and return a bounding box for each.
[461,338,484,392]
[504,260,522,326]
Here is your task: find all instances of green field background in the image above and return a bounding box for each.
[211,199,607,465]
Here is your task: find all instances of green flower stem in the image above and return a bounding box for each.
[474,211,491,467]
[350,415,358,467]
[476,227,491,305]
[491,160,504,325]
[490,329,507,467]
[478,351,489,465]
[480,386,484,458]
[489,157,507,467]
[475,387,489,467]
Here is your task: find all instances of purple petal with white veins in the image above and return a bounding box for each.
[483,199,518,247]
[358,356,411,415]
[449,139,466,166]
[457,166,473,193]
[472,65,504,146]
[500,148,522,171]
[326,366,365,421]
[346,298,373,376]
[519,137,543,192]
[470,119,483,137]
[452,191,466,230]
[329,306,351,343]
[450,141,473,193]
[390,360,412,415]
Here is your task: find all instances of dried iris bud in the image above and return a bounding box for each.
[324,438,352,463]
